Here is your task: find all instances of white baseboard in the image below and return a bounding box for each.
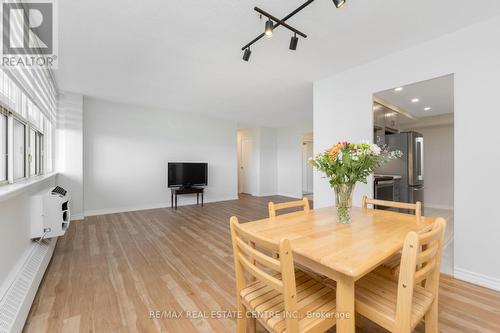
[277,193,302,199]
[454,267,500,292]
[255,193,278,197]
[70,213,85,221]
[425,204,454,210]
[84,196,239,217]
[0,238,57,333]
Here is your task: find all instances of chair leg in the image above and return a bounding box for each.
[424,298,439,333]
[237,301,248,333]
[249,316,256,333]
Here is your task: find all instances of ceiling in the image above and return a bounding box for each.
[375,74,454,118]
[54,0,500,127]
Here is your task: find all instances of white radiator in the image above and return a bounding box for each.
[0,238,56,333]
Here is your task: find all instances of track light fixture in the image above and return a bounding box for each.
[289,33,298,50]
[242,48,251,61]
[264,18,274,38]
[332,0,346,8]
[241,0,347,61]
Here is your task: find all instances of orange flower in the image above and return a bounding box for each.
[328,144,342,160]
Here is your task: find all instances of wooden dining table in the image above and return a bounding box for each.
[239,206,436,333]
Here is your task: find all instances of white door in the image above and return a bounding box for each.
[241,138,254,195]
[302,141,314,194]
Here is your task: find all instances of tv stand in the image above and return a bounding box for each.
[170,187,204,209]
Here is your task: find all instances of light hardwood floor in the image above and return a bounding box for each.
[24,195,500,333]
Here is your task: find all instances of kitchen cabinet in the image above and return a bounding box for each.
[385,111,399,130]
[374,105,385,128]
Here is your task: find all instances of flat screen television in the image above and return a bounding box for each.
[168,162,208,188]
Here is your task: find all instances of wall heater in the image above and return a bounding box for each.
[30,186,71,239]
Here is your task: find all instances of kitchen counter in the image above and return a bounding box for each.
[374,174,402,180]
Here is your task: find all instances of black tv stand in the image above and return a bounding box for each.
[170,187,204,209]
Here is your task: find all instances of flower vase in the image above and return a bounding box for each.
[334,184,355,224]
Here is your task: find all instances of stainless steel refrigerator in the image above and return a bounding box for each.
[376,131,424,210]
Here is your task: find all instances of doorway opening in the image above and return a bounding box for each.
[372,73,454,275]
[302,133,314,200]
[237,129,256,195]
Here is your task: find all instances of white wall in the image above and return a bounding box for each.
[314,16,500,290]
[83,97,238,215]
[0,176,56,298]
[259,128,277,196]
[277,125,312,199]
[417,124,454,209]
[56,93,84,219]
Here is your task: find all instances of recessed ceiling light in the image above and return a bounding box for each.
[394,87,403,92]
[411,98,420,103]
[424,107,432,111]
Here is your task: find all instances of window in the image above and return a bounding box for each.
[36,131,43,175]
[29,129,35,176]
[29,129,43,176]
[0,112,6,183]
[13,119,26,180]
[0,68,54,186]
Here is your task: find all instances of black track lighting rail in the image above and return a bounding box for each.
[241,0,316,51]
[253,7,307,38]
[241,0,346,61]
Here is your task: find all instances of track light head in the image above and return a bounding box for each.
[332,0,346,8]
[242,48,251,61]
[289,34,298,51]
[264,18,274,38]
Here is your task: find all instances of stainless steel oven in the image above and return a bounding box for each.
[374,178,395,204]
[374,176,402,211]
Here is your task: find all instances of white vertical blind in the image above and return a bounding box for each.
[1,0,58,122]
[4,67,57,123]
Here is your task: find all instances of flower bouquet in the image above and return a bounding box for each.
[311,141,402,224]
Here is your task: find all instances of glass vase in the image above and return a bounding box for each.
[334,184,355,224]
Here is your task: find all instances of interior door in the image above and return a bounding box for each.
[302,141,314,194]
[241,138,254,195]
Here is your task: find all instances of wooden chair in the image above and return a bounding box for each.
[355,218,446,333]
[362,195,423,279]
[268,198,310,218]
[362,195,422,221]
[230,216,337,333]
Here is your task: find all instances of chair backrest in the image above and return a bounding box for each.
[268,198,310,218]
[362,195,422,222]
[230,216,299,333]
[395,218,446,330]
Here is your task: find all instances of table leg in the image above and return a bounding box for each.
[197,193,199,205]
[171,191,173,208]
[336,274,356,333]
[175,194,178,209]
[202,191,204,206]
